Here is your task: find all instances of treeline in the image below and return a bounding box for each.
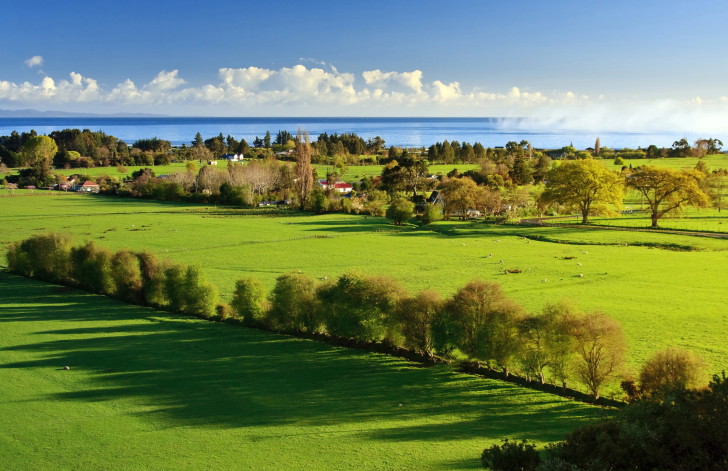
[6,233,218,317]
[7,232,643,401]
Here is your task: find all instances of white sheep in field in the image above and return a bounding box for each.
[496,239,500,242]
[577,263,582,266]
[579,274,584,277]
[500,260,504,263]
[542,279,547,282]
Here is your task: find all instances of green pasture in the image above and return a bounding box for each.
[550,207,728,233]
[1,194,728,378]
[601,154,728,171]
[0,273,603,470]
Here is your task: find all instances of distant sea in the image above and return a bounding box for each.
[0,117,705,150]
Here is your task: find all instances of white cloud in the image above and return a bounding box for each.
[1,63,728,132]
[24,56,43,68]
[144,70,186,92]
[363,69,424,93]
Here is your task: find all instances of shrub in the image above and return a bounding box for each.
[385,197,415,225]
[481,439,542,470]
[137,250,164,307]
[70,241,115,295]
[216,303,232,320]
[421,203,443,225]
[267,272,320,331]
[231,277,268,325]
[10,233,74,283]
[111,249,143,304]
[182,265,218,318]
[396,290,442,355]
[163,262,187,312]
[638,347,705,398]
[613,156,625,166]
[318,271,405,341]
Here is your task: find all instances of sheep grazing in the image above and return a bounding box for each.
[579,274,584,277]
[577,263,582,266]
[63,366,70,370]
[298,270,302,274]
[500,260,504,263]
[542,279,547,282]
[504,270,508,274]
[496,239,500,242]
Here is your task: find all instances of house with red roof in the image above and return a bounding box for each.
[318,180,353,194]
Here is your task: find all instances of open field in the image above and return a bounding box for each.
[601,154,728,171]
[2,194,728,378]
[0,273,603,470]
[550,207,728,233]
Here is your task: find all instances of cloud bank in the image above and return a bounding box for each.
[1,63,727,132]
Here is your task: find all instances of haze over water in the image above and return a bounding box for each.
[0,117,706,150]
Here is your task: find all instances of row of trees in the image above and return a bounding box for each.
[540,158,722,226]
[230,273,631,400]
[6,233,218,318]
[6,231,635,400]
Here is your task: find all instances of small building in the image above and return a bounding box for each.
[74,181,100,193]
[221,153,243,161]
[318,180,353,194]
[426,190,444,206]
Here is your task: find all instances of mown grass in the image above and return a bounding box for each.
[0,273,604,470]
[2,194,728,379]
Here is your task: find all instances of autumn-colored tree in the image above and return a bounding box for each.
[295,129,314,210]
[541,159,624,223]
[442,176,486,220]
[639,347,705,398]
[627,166,710,227]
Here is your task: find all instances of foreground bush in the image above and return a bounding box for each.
[481,440,541,470]
[542,373,728,470]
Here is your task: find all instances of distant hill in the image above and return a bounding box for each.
[0,109,168,118]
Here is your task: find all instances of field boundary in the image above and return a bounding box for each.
[518,217,728,239]
[0,270,624,409]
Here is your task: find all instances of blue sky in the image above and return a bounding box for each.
[1,0,727,128]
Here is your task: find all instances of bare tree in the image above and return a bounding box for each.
[242,160,277,195]
[295,128,314,210]
[191,145,212,162]
[571,310,627,400]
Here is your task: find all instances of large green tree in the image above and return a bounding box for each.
[23,135,58,184]
[540,159,624,223]
[627,166,710,227]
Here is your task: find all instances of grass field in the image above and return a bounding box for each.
[1,194,728,379]
[601,154,728,172]
[0,273,604,470]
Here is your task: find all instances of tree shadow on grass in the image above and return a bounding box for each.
[0,273,601,453]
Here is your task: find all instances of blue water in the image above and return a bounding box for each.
[0,117,704,150]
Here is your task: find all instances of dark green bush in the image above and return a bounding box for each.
[481,439,541,470]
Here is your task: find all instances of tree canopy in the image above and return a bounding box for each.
[627,166,710,227]
[541,159,624,223]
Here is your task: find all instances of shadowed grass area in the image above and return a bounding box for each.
[0,273,603,470]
